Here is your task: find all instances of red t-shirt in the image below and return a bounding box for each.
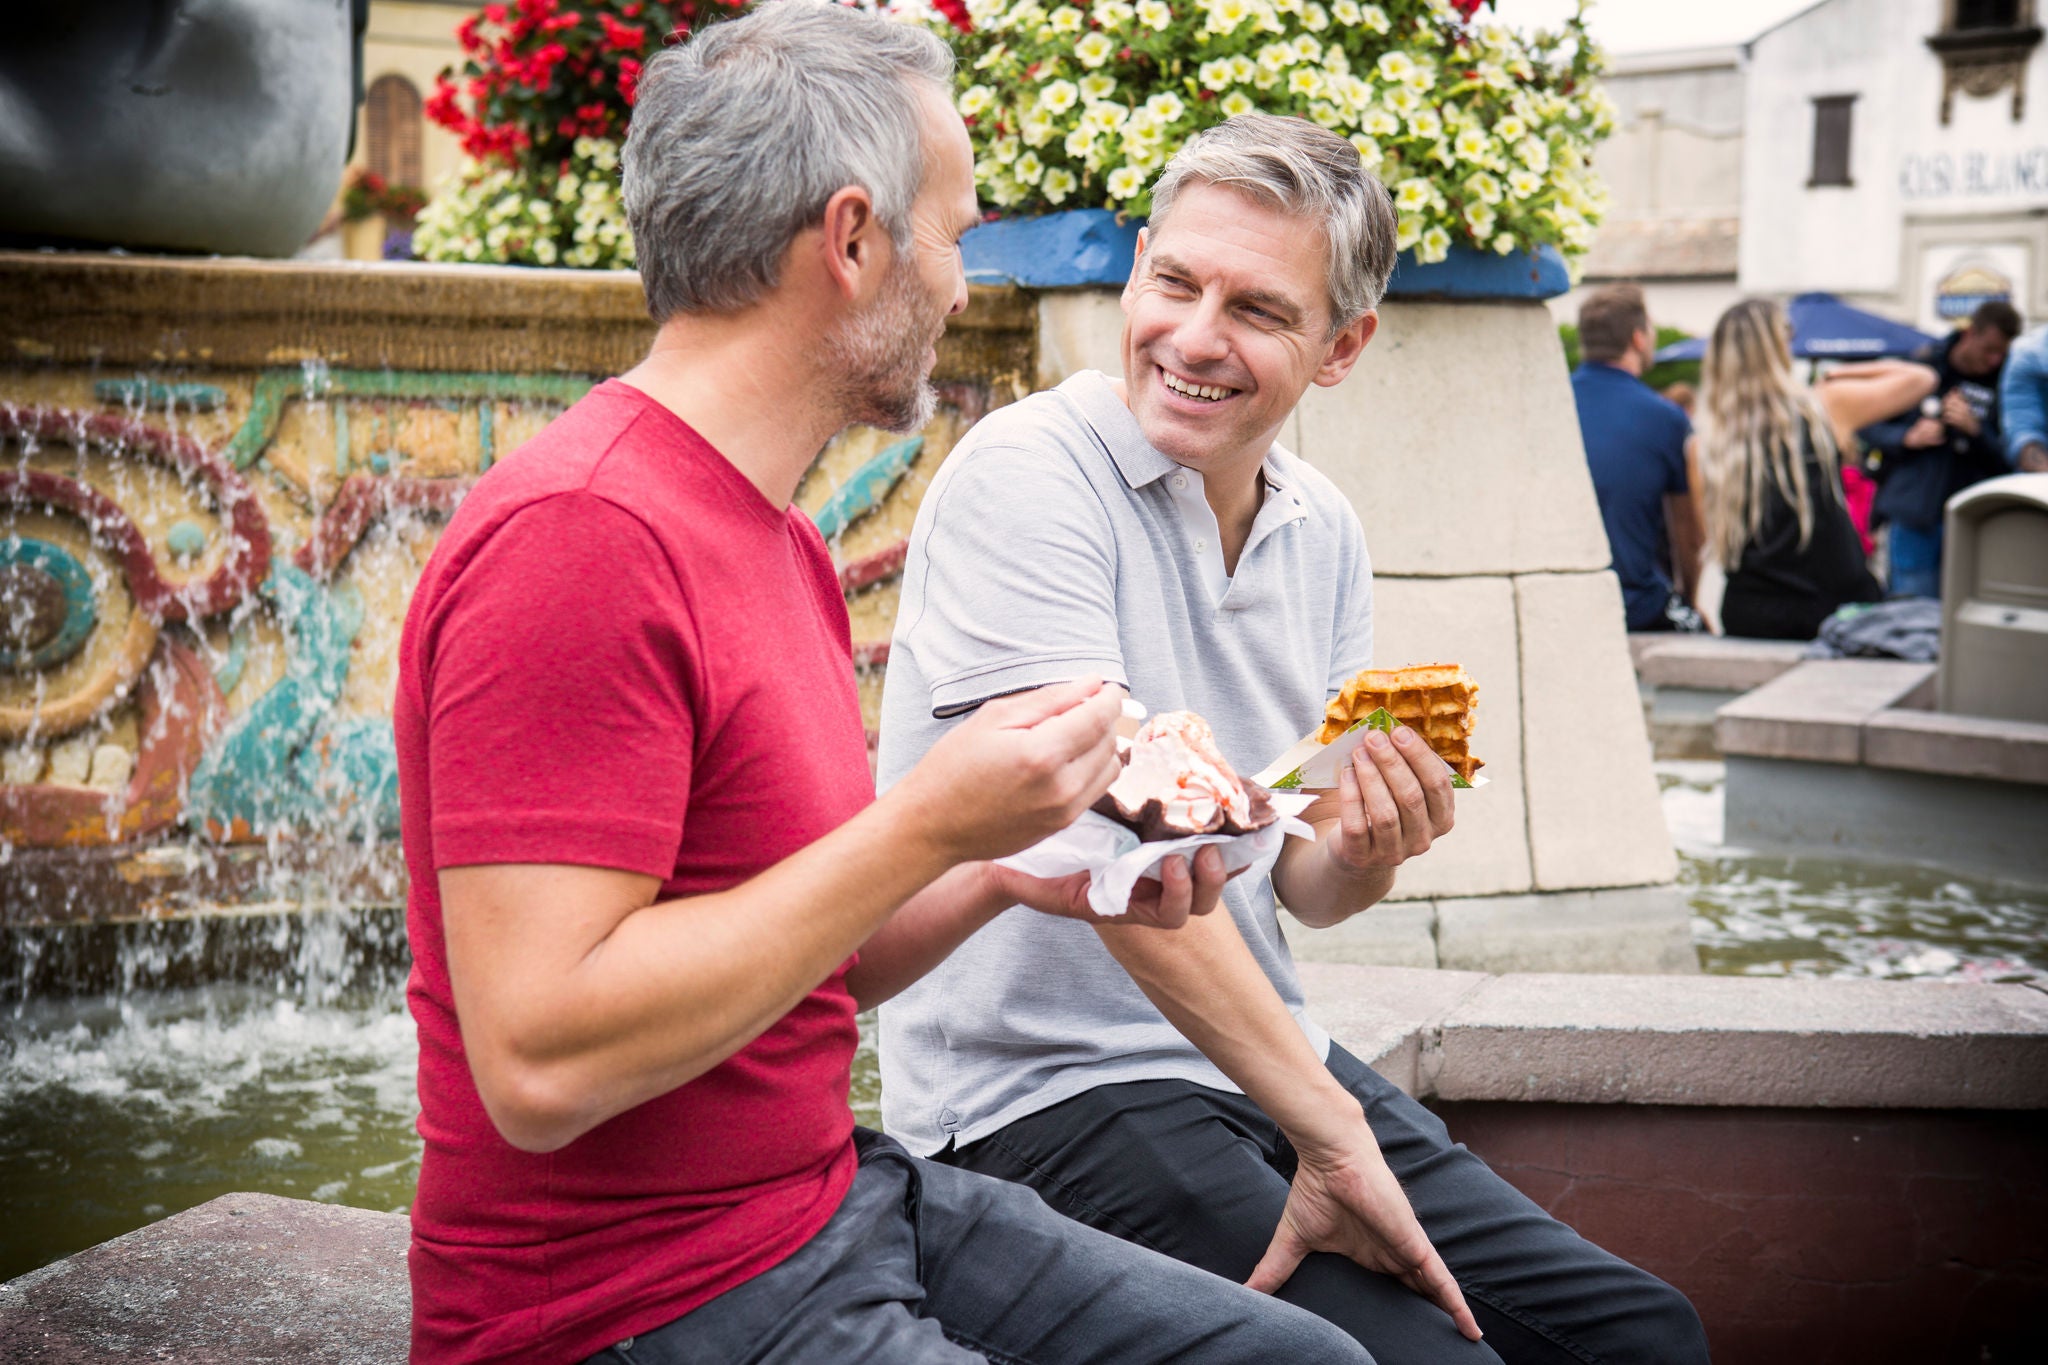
[396,380,872,1364]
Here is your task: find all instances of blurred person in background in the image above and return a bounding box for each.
[1996,321,2048,474]
[1570,284,1705,632]
[1658,381,1697,417]
[1861,300,2020,597]
[1696,299,1936,640]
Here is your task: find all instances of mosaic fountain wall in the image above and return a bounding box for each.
[0,252,1034,924]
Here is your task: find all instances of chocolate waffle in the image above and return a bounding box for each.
[1319,664,1483,781]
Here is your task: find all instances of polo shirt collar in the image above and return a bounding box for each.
[1062,370,1295,498]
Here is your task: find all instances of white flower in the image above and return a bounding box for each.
[1221,90,1256,117]
[1303,2,1329,30]
[1349,134,1382,171]
[1257,42,1292,73]
[1108,164,1146,198]
[1145,92,1185,123]
[1395,214,1423,250]
[1097,0,1135,27]
[1231,54,1256,83]
[1357,3,1390,34]
[1288,68,1325,98]
[958,85,995,117]
[974,42,1010,70]
[1014,151,1045,185]
[1466,171,1503,205]
[1508,170,1543,199]
[1362,106,1400,137]
[1066,125,1097,157]
[1392,177,1433,212]
[1492,231,1517,255]
[1292,34,1321,62]
[1376,51,1415,84]
[1408,106,1442,141]
[533,237,558,265]
[1039,79,1080,113]
[1494,115,1525,142]
[1080,73,1119,102]
[1452,126,1490,162]
[1199,59,1234,90]
[1044,168,1079,203]
[1384,85,1422,117]
[1084,101,1128,131]
[1136,0,1172,29]
[1020,111,1056,147]
[1049,5,1084,32]
[1464,203,1496,239]
[1517,137,1551,174]
[1205,0,1252,32]
[1332,0,1360,21]
[1308,99,1344,128]
[1419,225,1452,263]
[1075,31,1115,67]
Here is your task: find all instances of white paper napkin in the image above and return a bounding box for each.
[996,792,1320,918]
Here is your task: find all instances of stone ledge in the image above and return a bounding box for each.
[1303,962,2048,1108]
[1715,659,1936,763]
[1863,706,2048,785]
[1632,635,1812,692]
[0,1191,408,1362]
[1434,886,1698,975]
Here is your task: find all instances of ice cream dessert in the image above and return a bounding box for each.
[1095,710,1277,841]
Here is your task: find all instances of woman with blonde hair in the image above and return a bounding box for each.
[1693,298,1936,638]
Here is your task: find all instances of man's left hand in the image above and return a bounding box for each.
[1326,726,1456,872]
[1246,1128,1483,1342]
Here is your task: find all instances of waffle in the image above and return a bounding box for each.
[1320,664,1483,780]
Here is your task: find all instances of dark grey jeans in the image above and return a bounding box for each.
[938,1044,1712,1365]
[583,1127,1370,1365]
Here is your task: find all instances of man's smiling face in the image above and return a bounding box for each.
[1119,180,1366,473]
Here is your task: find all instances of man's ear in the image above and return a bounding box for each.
[1120,227,1149,313]
[1313,309,1378,388]
[817,184,884,303]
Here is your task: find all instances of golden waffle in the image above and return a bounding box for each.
[1320,663,1483,780]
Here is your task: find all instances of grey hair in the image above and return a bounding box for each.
[623,1,954,322]
[1148,114,1398,330]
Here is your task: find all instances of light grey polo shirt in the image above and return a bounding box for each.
[875,369,1375,1156]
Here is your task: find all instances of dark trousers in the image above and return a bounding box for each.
[939,1045,1711,1365]
[585,1128,1371,1365]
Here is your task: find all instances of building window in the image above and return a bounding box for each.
[1809,96,1855,187]
[365,74,423,189]
[1952,0,2023,30]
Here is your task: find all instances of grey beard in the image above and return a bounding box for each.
[823,258,940,435]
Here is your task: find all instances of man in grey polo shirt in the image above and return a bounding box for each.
[877,116,1709,1365]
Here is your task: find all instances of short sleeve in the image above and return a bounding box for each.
[900,444,1126,716]
[1666,410,1694,495]
[422,493,697,876]
[1327,500,1375,693]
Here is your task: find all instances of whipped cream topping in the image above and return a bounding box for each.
[1103,711,1253,833]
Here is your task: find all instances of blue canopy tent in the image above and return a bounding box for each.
[1653,293,1941,364]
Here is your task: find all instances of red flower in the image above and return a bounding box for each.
[599,12,647,50]
[930,0,973,31]
[1450,0,1485,18]
[619,55,644,103]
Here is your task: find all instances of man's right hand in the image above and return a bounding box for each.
[895,677,1125,864]
[2019,441,2048,473]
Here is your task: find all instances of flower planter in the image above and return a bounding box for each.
[960,209,1569,300]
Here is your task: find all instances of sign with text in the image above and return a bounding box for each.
[1900,148,2048,202]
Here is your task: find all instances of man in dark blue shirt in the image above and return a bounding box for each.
[1570,283,1703,632]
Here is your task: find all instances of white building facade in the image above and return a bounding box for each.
[1741,0,2044,330]
[1565,0,2047,338]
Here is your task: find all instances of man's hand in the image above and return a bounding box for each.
[1942,390,1981,436]
[1326,726,1457,873]
[992,846,1232,931]
[1247,1129,1483,1342]
[894,678,1124,864]
[1904,417,1947,449]
[2018,441,2048,473]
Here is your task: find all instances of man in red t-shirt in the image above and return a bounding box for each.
[396,5,1374,1364]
